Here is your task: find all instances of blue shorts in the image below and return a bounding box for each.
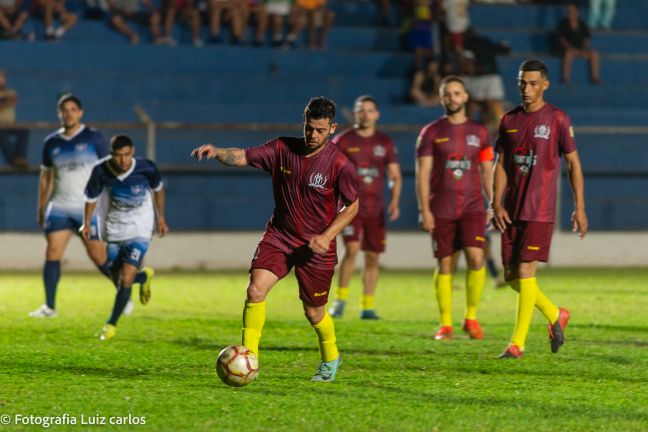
[107,238,150,268]
[44,205,100,240]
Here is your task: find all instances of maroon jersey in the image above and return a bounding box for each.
[332,128,398,218]
[246,137,359,266]
[495,103,576,223]
[416,117,493,219]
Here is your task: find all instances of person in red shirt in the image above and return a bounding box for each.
[328,95,402,320]
[192,97,359,382]
[493,59,588,359]
[416,75,494,341]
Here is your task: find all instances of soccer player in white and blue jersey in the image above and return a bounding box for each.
[82,135,169,340]
[30,94,111,318]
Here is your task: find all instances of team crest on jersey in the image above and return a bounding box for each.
[445,153,471,180]
[75,143,88,152]
[53,147,61,155]
[308,172,328,189]
[534,125,551,139]
[373,145,386,157]
[131,185,144,195]
[513,148,537,176]
[466,134,480,147]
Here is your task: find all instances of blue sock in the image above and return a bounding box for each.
[97,260,112,279]
[107,284,132,325]
[486,257,499,279]
[134,271,146,285]
[43,260,61,309]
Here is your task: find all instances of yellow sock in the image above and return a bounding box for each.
[336,286,349,301]
[312,312,339,362]
[361,294,375,310]
[507,279,559,323]
[435,272,453,327]
[510,277,538,350]
[241,300,266,358]
[465,266,485,320]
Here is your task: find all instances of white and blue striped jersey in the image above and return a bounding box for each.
[85,157,163,242]
[41,125,109,210]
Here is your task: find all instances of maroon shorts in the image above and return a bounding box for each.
[501,221,554,265]
[341,212,386,253]
[432,212,486,259]
[250,240,334,307]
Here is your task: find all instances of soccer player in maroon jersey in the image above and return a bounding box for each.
[191,97,359,382]
[492,59,588,359]
[416,75,494,341]
[328,95,402,320]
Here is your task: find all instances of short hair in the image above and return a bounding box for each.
[519,59,549,79]
[353,95,378,110]
[57,93,83,110]
[111,135,134,151]
[440,75,466,90]
[304,96,336,122]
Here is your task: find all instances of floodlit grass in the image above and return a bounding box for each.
[1,268,647,431]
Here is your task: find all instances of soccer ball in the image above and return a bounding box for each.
[215,345,259,387]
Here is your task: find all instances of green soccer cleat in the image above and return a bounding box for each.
[99,324,117,341]
[311,357,342,383]
[139,267,154,305]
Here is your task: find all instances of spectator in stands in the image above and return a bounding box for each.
[0,70,28,169]
[241,0,268,46]
[409,57,441,107]
[107,0,163,44]
[441,0,470,73]
[162,0,202,46]
[207,0,244,44]
[557,2,601,84]
[284,0,334,49]
[407,0,438,71]
[588,0,616,31]
[265,0,291,47]
[0,0,29,39]
[31,0,78,40]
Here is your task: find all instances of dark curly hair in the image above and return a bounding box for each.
[304,96,336,123]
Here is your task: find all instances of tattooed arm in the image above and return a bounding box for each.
[191,144,248,167]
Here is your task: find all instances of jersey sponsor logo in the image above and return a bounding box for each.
[313,291,328,297]
[527,245,540,251]
[343,225,354,236]
[475,236,485,242]
[357,166,379,185]
[569,126,575,138]
[445,153,472,180]
[308,172,328,189]
[346,147,361,153]
[373,145,386,157]
[534,125,551,139]
[280,166,291,175]
[131,185,145,196]
[466,134,480,147]
[435,137,450,143]
[513,148,537,176]
[506,129,518,133]
[75,143,88,152]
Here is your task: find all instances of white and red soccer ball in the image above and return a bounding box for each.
[216,345,259,387]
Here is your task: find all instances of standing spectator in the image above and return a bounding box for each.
[241,0,268,46]
[284,0,334,49]
[264,0,291,47]
[162,0,202,46]
[441,0,470,73]
[107,0,163,44]
[207,0,244,44]
[0,0,29,39]
[0,70,28,169]
[407,0,437,71]
[31,0,78,40]
[557,2,601,84]
[588,0,615,31]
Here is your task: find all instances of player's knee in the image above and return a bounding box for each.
[303,306,324,324]
[246,282,267,303]
[364,252,379,268]
[45,244,65,260]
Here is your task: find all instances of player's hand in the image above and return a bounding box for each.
[308,234,331,255]
[492,206,511,233]
[157,216,169,238]
[419,211,434,233]
[79,224,91,241]
[571,209,588,239]
[191,144,219,161]
[388,202,400,222]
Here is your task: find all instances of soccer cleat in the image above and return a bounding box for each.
[328,299,346,318]
[498,344,523,359]
[360,309,380,320]
[123,298,134,316]
[548,307,571,353]
[28,304,58,318]
[434,325,453,340]
[139,267,154,305]
[462,319,484,340]
[311,357,342,382]
[99,324,117,341]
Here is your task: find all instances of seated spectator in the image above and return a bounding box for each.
[31,0,78,40]
[284,0,334,49]
[557,2,601,84]
[0,70,28,169]
[107,0,163,44]
[0,0,29,39]
[409,57,441,107]
[588,0,616,31]
[163,0,202,46]
[241,0,267,46]
[264,0,291,47]
[207,0,244,44]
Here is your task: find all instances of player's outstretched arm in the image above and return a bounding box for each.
[564,150,588,239]
[387,162,402,221]
[492,152,511,233]
[153,189,169,238]
[415,156,434,233]
[37,169,54,227]
[309,199,360,255]
[191,144,247,166]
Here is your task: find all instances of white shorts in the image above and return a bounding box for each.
[464,74,505,101]
[265,0,291,15]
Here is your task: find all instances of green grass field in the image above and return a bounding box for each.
[1,268,647,431]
